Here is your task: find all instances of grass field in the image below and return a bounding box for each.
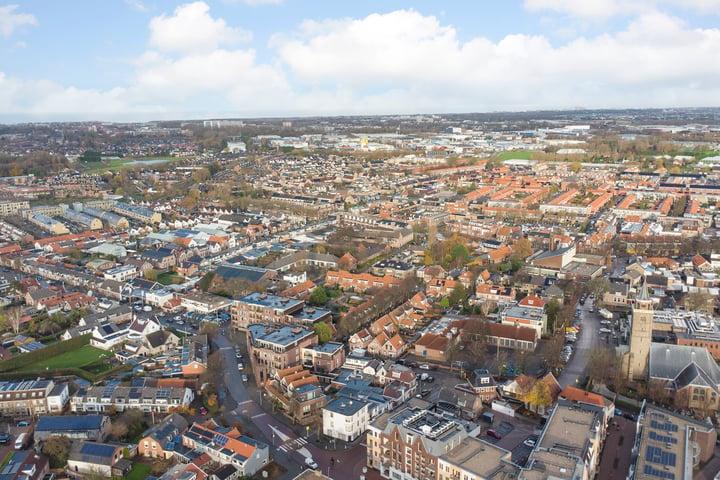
[126,463,152,480]
[497,151,533,160]
[157,271,185,285]
[82,156,179,173]
[20,345,109,371]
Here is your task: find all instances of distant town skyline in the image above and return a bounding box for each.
[1,0,720,122]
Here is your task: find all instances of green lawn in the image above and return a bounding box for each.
[20,345,109,371]
[126,463,152,480]
[157,272,185,285]
[497,151,533,160]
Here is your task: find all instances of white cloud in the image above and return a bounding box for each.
[239,0,284,5]
[4,8,720,121]
[149,2,251,55]
[0,4,37,37]
[525,0,720,19]
[125,0,149,13]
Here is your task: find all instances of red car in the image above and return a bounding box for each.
[486,429,502,439]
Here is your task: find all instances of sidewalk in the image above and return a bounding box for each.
[594,383,642,409]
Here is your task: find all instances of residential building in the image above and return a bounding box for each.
[265,365,327,426]
[113,201,161,224]
[139,413,189,459]
[366,406,479,480]
[247,324,317,384]
[0,451,49,480]
[437,437,516,480]
[302,342,346,374]
[181,291,231,314]
[629,401,716,478]
[324,270,402,292]
[233,292,331,329]
[0,379,68,416]
[70,380,194,413]
[103,265,138,282]
[500,303,547,338]
[181,334,209,377]
[182,422,269,477]
[323,397,370,442]
[519,400,608,480]
[454,369,498,420]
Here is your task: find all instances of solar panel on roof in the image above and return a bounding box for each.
[643,465,675,479]
[645,446,677,467]
[649,431,677,444]
[650,420,679,432]
[213,434,229,447]
[129,388,142,399]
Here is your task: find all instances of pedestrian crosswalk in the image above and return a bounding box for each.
[278,437,308,452]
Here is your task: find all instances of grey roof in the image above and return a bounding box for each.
[649,343,720,387]
[215,264,272,283]
[36,415,105,432]
[325,396,368,416]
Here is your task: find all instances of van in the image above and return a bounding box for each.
[14,432,26,450]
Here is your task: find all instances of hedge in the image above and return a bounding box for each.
[0,335,90,373]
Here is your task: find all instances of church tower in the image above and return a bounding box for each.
[624,278,653,380]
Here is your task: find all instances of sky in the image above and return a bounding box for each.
[1,0,720,122]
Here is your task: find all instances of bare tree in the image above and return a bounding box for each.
[7,307,22,334]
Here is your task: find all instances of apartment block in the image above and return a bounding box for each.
[247,324,317,384]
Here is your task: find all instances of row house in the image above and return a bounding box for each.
[0,379,68,416]
[70,382,194,413]
[182,422,269,477]
[366,332,407,359]
[348,329,373,351]
[426,278,458,297]
[370,314,399,337]
[474,284,516,304]
[324,270,402,292]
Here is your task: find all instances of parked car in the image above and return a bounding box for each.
[16,421,29,427]
[419,364,431,370]
[614,408,623,416]
[623,413,637,421]
[419,389,431,397]
[0,434,10,444]
[237,363,244,370]
[523,437,537,448]
[304,457,318,470]
[241,375,248,382]
[486,429,502,439]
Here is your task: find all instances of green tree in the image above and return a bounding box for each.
[570,161,582,173]
[546,298,561,332]
[43,436,72,468]
[439,297,450,308]
[198,272,215,292]
[144,268,158,281]
[309,286,328,306]
[448,283,467,307]
[313,322,333,344]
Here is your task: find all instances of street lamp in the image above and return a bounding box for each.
[272,432,275,447]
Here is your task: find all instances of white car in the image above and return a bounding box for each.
[304,457,318,470]
[237,363,244,370]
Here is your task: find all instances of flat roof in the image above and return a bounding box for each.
[440,437,510,478]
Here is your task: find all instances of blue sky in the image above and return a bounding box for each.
[1,0,719,122]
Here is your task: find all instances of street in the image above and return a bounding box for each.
[558,298,601,389]
[213,332,368,480]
